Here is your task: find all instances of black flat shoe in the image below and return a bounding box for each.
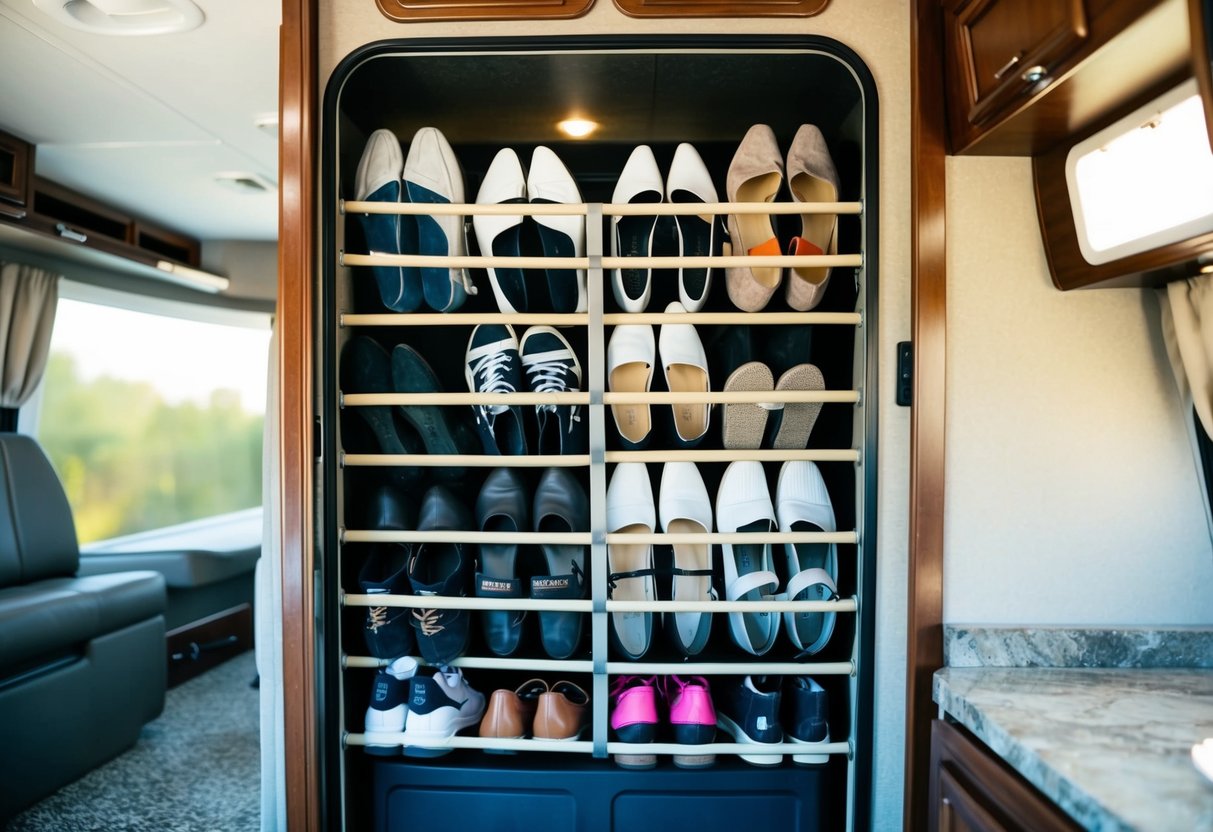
[532,468,589,659]
[474,468,529,657]
[390,343,475,483]
[342,336,425,492]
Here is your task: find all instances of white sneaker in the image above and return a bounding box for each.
[776,461,839,655]
[402,665,486,757]
[658,301,710,447]
[607,324,656,448]
[364,656,418,756]
[716,461,779,656]
[606,462,656,660]
[611,145,663,312]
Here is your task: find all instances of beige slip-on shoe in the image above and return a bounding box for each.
[725,124,784,312]
[785,124,839,312]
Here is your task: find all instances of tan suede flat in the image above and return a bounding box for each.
[725,124,784,312]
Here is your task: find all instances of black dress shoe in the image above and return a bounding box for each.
[474,468,529,657]
[358,485,417,660]
[408,485,474,664]
[531,468,589,659]
[342,336,425,492]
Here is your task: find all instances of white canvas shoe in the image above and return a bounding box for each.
[716,461,779,656]
[607,324,656,448]
[659,461,714,656]
[666,142,719,312]
[776,461,839,655]
[473,147,528,313]
[606,462,656,660]
[402,665,486,757]
[659,301,711,447]
[611,145,663,312]
[404,126,472,313]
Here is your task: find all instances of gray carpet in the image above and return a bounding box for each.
[8,651,260,832]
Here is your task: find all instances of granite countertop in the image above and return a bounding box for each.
[934,667,1213,832]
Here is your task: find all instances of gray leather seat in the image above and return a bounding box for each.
[0,434,166,821]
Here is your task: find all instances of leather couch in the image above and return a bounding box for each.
[0,434,166,821]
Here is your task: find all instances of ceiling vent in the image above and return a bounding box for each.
[213,172,275,195]
[31,0,205,35]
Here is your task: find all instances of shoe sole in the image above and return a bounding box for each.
[770,364,824,450]
[789,733,831,766]
[614,753,657,769]
[716,712,783,767]
[402,712,484,757]
[722,362,774,450]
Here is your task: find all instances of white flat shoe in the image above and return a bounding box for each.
[716,461,779,656]
[658,301,710,447]
[611,145,663,313]
[659,461,714,656]
[473,148,528,313]
[776,461,838,655]
[404,126,472,313]
[607,462,656,660]
[666,142,719,312]
[607,324,655,449]
[529,146,587,314]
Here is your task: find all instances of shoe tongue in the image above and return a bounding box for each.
[530,573,581,600]
[475,573,523,598]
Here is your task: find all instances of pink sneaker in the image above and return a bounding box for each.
[610,676,658,769]
[665,675,717,768]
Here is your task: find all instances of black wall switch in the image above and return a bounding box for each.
[896,342,912,406]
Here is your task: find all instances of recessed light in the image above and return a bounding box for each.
[213,172,275,194]
[557,118,598,139]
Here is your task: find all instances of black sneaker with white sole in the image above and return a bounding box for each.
[520,326,586,456]
[465,324,527,455]
[715,675,784,767]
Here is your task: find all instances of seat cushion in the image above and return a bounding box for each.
[0,571,165,676]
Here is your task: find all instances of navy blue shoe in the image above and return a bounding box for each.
[390,343,475,483]
[785,676,831,766]
[342,336,425,492]
[403,127,470,313]
[520,326,585,456]
[363,656,418,756]
[354,129,422,313]
[715,676,784,767]
[358,485,416,660]
[532,468,589,659]
[474,468,529,657]
[465,324,527,455]
[408,485,474,665]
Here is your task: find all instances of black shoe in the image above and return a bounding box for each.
[520,326,586,456]
[358,485,417,660]
[353,129,422,314]
[715,676,784,767]
[342,336,425,492]
[408,485,474,664]
[465,324,527,455]
[474,468,529,657]
[532,468,589,659]
[784,676,831,766]
[390,343,475,484]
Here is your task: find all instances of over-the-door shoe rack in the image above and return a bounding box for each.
[320,37,877,832]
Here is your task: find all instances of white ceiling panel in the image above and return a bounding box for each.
[0,0,279,241]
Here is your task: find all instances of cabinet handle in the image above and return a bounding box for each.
[0,203,25,221]
[55,223,87,243]
[1020,64,1049,84]
[993,52,1023,81]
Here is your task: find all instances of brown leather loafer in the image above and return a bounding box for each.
[479,679,548,749]
[533,681,590,741]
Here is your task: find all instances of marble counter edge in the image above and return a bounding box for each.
[944,625,1213,669]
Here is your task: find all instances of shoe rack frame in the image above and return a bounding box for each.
[319,36,878,832]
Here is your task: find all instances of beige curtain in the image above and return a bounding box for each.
[0,262,60,408]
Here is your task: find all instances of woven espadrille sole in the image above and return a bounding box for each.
[770,363,825,450]
[722,361,774,450]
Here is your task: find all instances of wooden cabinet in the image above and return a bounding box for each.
[613,0,827,18]
[944,0,1088,132]
[0,129,33,219]
[929,720,1081,832]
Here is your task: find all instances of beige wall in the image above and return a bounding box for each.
[317,3,913,827]
[944,156,1213,626]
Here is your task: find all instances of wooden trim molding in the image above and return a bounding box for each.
[1193,0,1213,152]
[907,0,948,828]
[375,0,594,22]
[612,0,828,18]
[279,0,318,829]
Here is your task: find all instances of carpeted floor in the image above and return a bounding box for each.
[7,651,260,832]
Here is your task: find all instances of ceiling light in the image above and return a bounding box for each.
[32,0,205,35]
[213,172,275,195]
[557,118,598,139]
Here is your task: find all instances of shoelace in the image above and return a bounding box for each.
[413,608,445,636]
[471,350,517,399]
[367,606,389,631]
[525,358,580,424]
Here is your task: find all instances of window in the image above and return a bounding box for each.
[32,282,272,544]
[1067,78,1213,266]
